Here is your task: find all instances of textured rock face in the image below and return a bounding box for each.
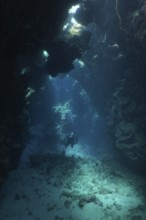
[107,75,146,169]
[72,0,146,169]
[105,5,146,168]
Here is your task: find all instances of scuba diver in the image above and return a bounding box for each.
[63,132,78,148]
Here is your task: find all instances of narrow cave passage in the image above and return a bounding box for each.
[1,71,145,220]
[1,31,146,220]
[21,73,111,166]
[1,0,146,219]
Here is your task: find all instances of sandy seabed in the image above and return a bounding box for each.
[0,153,146,220]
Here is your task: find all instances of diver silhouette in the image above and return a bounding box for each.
[63,132,78,148]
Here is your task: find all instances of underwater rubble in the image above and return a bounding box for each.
[0,154,146,220]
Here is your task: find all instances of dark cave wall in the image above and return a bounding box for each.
[105,0,146,169]
[0,0,79,185]
[72,0,146,169]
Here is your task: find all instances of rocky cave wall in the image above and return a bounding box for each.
[0,0,80,185]
[106,0,146,170]
[73,0,146,170]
